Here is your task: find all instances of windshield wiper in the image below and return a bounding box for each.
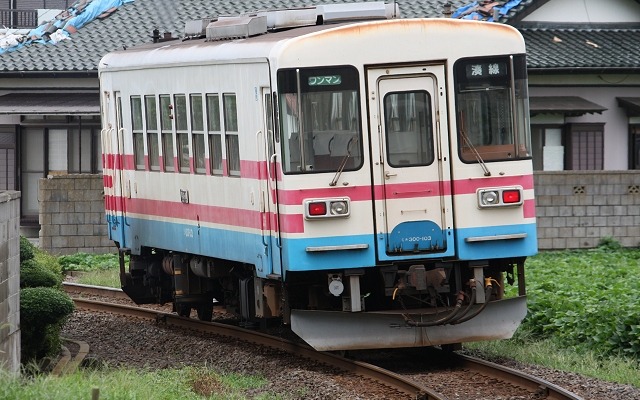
[329,137,356,186]
[459,113,491,177]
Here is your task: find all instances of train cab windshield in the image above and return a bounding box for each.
[277,66,363,174]
[455,54,531,163]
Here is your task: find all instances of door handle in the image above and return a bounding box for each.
[385,171,397,179]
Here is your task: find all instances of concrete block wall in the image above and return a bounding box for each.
[36,172,640,255]
[534,171,640,250]
[0,191,20,374]
[39,175,113,255]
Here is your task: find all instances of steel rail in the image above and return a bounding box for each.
[453,353,585,400]
[72,297,443,400]
[63,282,130,299]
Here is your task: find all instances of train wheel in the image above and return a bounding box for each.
[196,303,213,322]
[176,303,191,317]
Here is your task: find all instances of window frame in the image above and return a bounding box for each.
[174,94,190,173]
[145,95,160,171]
[159,94,175,172]
[190,93,206,174]
[223,93,240,177]
[130,96,145,170]
[207,93,223,176]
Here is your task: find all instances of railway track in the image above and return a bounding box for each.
[63,282,584,400]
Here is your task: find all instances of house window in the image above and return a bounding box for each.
[223,93,240,176]
[190,94,205,174]
[629,125,640,169]
[530,124,564,171]
[566,123,604,170]
[207,94,223,175]
[68,127,100,173]
[131,96,144,170]
[0,130,16,191]
[145,95,160,171]
[174,94,190,173]
[160,94,174,172]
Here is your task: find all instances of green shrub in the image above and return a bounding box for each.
[19,236,36,262]
[19,259,61,289]
[20,287,74,362]
[34,250,63,276]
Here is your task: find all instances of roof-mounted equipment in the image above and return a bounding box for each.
[186,2,400,41]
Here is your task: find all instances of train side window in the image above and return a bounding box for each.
[145,95,160,171]
[174,94,190,173]
[223,93,240,176]
[190,94,205,174]
[160,94,174,172]
[130,96,145,170]
[206,94,223,175]
[115,93,123,131]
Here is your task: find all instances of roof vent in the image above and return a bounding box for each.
[202,2,399,41]
[206,15,267,41]
[185,18,212,38]
[259,7,318,30]
[317,2,398,23]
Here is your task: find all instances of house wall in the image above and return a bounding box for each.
[38,174,113,255]
[535,171,640,249]
[0,191,21,374]
[528,85,640,170]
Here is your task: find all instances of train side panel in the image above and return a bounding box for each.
[102,61,278,276]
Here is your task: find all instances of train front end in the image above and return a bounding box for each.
[272,18,536,350]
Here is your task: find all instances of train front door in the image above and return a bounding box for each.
[367,66,454,258]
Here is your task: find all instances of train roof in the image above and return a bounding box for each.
[99,16,524,73]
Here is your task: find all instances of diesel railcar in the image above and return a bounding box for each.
[99,2,537,351]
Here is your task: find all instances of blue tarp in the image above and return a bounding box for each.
[0,0,133,55]
[452,0,524,22]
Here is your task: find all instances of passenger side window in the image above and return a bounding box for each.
[174,94,190,173]
[145,95,160,171]
[160,94,174,172]
[207,94,223,175]
[190,94,205,174]
[224,93,240,176]
[130,96,144,170]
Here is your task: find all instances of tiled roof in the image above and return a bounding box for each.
[0,0,636,74]
[521,26,640,72]
[0,0,466,73]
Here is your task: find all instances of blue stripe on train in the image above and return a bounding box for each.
[455,223,538,259]
[107,216,537,277]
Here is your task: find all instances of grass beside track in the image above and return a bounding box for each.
[0,367,275,400]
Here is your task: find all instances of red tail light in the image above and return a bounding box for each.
[308,202,327,216]
[502,190,521,204]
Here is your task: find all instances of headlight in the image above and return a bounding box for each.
[330,201,348,215]
[480,190,499,206]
